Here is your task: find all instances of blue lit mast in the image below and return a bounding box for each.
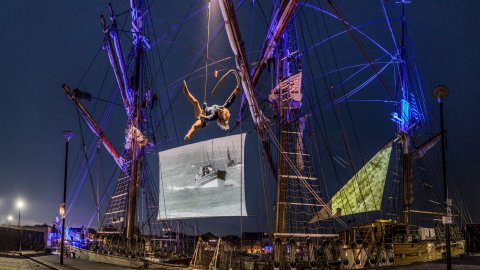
[62,0,151,249]
[125,0,149,247]
[390,1,418,225]
[399,1,412,225]
[219,2,337,267]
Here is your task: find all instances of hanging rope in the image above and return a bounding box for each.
[204,0,211,104]
[211,69,240,97]
[240,111,243,249]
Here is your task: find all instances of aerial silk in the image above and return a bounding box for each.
[309,141,393,223]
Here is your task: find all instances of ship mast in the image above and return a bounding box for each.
[398,2,412,225]
[62,1,151,250]
[274,27,290,240]
[388,1,417,225]
[126,0,145,244]
[218,0,298,178]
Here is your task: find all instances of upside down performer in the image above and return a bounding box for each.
[183,79,240,141]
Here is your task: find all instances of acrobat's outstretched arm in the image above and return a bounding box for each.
[222,87,241,108]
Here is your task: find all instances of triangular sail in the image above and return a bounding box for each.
[309,142,393,223]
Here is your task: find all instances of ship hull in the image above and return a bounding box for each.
[337,240,465,269]
[336,221,466,269]
[393,240,465,266]
[340,245,394,269]
[199,178,225,188]
[196,170,226,188]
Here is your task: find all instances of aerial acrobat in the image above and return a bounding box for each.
[182,69,241,141]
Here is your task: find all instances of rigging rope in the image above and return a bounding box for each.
[240,107,243,248]
[204,0,211,104]
[297,11,358,225]
[211,69,240,97]
[153,0,248,132]
[75,108,100,212]
[314,1,377,217]
[66,66,113,216]
[146,0,187,146]
[299,6,379,222]
[76,42,104,88]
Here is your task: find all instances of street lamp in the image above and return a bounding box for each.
[16,199,24,255]
[7,215,13,226]
[60,131,73,265]
[433,85,451,270]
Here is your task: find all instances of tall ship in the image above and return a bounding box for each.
[59,0,470,269]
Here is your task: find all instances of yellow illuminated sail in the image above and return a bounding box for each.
[309,142,393,223]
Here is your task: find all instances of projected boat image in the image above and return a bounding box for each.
[159,134,246,219]
[193,143,227,188]
[195,164,226,188]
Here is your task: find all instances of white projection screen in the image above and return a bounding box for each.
[158,133,247,219]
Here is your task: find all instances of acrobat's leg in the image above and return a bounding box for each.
[184,119,203,141]
[183,80,202,118]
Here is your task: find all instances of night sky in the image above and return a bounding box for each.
[0,1,478,236]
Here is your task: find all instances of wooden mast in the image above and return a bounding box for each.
[274,33,289,241]
[65,1,148,247]
[236,0,298,124]
[399,2,411,225]
[401,134,411,224]
[61,84,126,172]
[218,2,298,267]
[126,0,145,245]
[218,0,298,178]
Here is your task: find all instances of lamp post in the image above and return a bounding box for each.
[60,131,73,265]
[16,199,24,255]
[7,215,13,226]
[433,85,451,270]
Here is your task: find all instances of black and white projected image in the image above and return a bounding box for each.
[158,133,247,219]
